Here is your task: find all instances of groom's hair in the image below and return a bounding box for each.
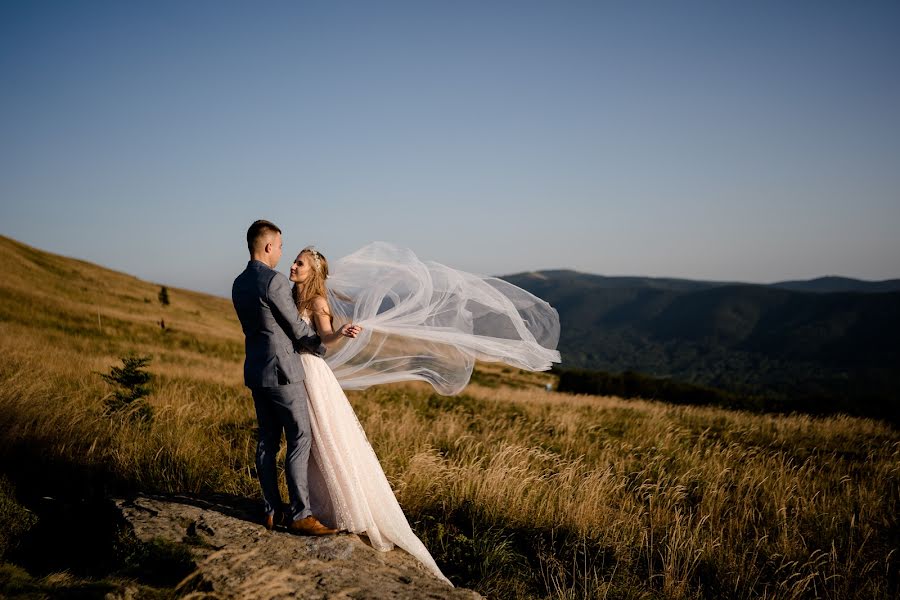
[247,220,282,253]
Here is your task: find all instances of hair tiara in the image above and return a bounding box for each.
[303,246,322,271]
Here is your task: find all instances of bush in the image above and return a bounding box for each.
[554,366,745,409]
[100,355,154,421]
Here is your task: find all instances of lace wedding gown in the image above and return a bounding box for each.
[299,344,451,585]
[293,243,561,586]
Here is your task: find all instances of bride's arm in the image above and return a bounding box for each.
[310,296,361,345]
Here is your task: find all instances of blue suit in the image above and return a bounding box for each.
[232,260,325,520]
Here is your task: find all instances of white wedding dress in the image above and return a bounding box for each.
[292,243,561,586]
[300,346,452,584]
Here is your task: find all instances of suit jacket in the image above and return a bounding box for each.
[232,260,325,388]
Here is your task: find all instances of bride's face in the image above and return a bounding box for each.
[289,252,313,284]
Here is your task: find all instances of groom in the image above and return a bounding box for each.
[232,219,337,536]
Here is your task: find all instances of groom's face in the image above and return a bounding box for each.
[267,233,283,267]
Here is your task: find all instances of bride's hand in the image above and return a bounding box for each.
[340,324,362,338]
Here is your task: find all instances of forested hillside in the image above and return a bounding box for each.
[503,270,900,420]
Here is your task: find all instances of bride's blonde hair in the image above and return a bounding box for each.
[292,247,332,325]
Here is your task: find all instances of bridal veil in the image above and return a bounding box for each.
[320,242,561,394]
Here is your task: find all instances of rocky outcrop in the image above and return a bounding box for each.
[113,495,481,599]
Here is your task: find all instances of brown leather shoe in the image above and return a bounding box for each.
[263,512,285,531]
[286,516,338,536]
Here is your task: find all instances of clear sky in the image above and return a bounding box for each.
[2,1,898,297]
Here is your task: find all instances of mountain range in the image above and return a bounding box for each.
[501,269,900,419]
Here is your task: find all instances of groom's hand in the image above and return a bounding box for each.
[295,335,326,357]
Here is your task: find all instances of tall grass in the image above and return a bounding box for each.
[354,383,899,599]
[1,235,897,598]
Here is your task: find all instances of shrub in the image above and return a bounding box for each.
[100,355,154,421]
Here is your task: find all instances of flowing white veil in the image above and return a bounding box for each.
[320,242,561,395]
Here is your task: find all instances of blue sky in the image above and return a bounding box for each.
[2,1,898,297]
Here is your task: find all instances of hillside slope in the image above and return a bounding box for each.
[0,235,897,599]
[502,270,900,416]
[0,234,244,377]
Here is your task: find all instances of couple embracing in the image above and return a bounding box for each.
[232,219,561,585]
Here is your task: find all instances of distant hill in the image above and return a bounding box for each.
[505,270,900,295]
[502,270,900,419]
[770,275,900,294]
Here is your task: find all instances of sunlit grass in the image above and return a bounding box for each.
[1,235,897,599]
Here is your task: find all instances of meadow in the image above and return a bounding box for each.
[0,235,897,599]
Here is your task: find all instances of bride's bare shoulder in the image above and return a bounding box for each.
[310,295,331,315]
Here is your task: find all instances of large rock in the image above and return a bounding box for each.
[114,495,481,599]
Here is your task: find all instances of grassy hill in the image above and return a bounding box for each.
[1,235,898,599]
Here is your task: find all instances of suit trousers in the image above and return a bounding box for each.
[251,382,313,521]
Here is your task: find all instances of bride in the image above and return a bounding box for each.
[285,243,560,586]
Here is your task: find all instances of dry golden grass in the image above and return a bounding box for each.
[1,235,897,599]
